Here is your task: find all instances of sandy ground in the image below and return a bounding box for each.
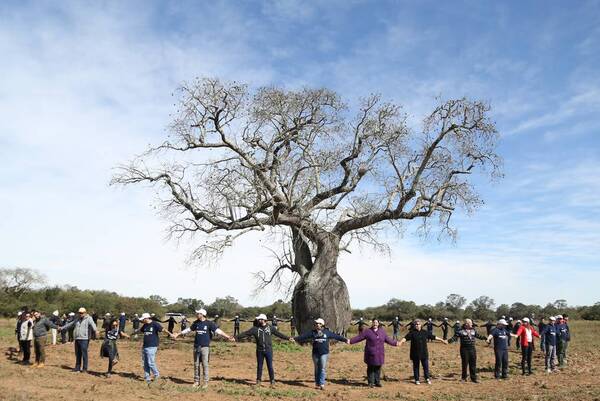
[1,320,599,401]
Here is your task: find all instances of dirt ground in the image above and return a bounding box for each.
[1,319,599,401]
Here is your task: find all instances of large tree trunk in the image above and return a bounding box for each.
[292,236,352,335]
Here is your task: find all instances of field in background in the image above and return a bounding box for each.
[1,319,599,401]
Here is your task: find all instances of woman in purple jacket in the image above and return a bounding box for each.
[350,318,398,387]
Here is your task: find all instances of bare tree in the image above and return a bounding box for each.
[112,78,501,333]
[0,267,46,297]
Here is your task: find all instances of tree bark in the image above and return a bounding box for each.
[292,236,352,335]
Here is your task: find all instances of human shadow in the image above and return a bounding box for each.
[328,378,371,387]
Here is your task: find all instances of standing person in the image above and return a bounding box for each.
[293,318,349,390]
[60,314,69,344]
[287,316,297,337]
[349,318,398,388]
[132,313,141,339]
[135,312,176,384]
[213,314,221,327]
[452,320,461,336]
[102,313,112,336]
[556,315,570,367]
[480,320,494,336]
[398,319,447,385]
[229,315,245,337]
[562,314,571,360]
[175,309,234,388]
[440,318,451,340]
[91,312,99,340]
[19,312,34,365]
[486,319,515,379]
[118,313,127,338]
[49,311,60,345]
[60,307,98,373]
[536,317,547,353]
[163,315,177,334]
[448,319,487,383]
[424,318,436,340]
[16,311,24,354]
[388,316,402,340]
[31,310,60,368]
[180,315,189,332]
[352,317,367,333]
[236,313,292,387]
[101,319,129,377]
[513,320,522,350]
[67,312,76,342]
[514,317,540,375]
[405,320,417,332]
[541,316,559,373]
[506,318,514,347]
[270,315,283,330]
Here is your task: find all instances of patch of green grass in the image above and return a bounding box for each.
[272,341,303,353]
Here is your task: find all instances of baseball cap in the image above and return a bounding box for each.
[256,314,267,320]
[523,317,530,323]
[314,318,325,325]
[498,319,507,325]
[140,313,152,320]
[195,309,207,316]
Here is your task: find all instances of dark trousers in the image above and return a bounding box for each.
[442,329,448,340]
[367,365,382,385]
[20,340,31,363]
[290,327,296,337]
[494,348,508,378]
[75,339,90,371]
[34,336,46,363]
[256,350,274,382]
[521,344,533,373]
[412,358,430,381]
[460,347,477,381]
[234,326,240,337]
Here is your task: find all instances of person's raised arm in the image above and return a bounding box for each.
[293,331,313,344]
[215,328,235,342]
[236,326,255,341]
[349,330,367,344]
[272,326,292,341]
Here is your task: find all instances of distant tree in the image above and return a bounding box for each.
[582,302,600,320]
[496,303,510,318]
[553,299,568,309]
[445,294,467,314]
[175,298,205,314]
[541,302,559,317]
[149,295,169,307]
[207,296,242,317]
[0,267,46,297]
[470,296,495,320]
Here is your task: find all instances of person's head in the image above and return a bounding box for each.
[52,310,59,317]
[444,317,448,321]
[522,317,530,326]
[24,312,32,320]
[314,318,325,330]
[563,314,569,322]
[464,319,473,329]
[32,310,41,320]
[134,313,139,317]
[414,320,422,331]
[121,312,125,316]
[549,316,557,325]
[78,307,87,318]
[256,314,268,326]
[111,319,119,329]
[396,316,399,320]
[428,318,432,322]
[497,319,507,328]
[195,309,207,321]
[371,318,380,328]
[140,313,152,324]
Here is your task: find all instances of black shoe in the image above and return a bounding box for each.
[375,383,382,387]
[368,383,374,388]
[501,375,508,379]
[471,378,479,383]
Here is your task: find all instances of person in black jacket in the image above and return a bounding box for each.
[229,315,246,337]
[480,320,494,337]
[287,316,297,337]
[448,319,487,383]
[440,318,451,340]
[162,316,177,334]
[236,313,292,386]
[399,320,447,385]
[387,317,402,340]
[352,317,367,332]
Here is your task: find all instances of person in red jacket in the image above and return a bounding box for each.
[514,317,540,375]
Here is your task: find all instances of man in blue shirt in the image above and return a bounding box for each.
[486,319,517,379]
[541,316,559,373]
[556,314,570,367]
[293,318,349,390]
[176,308,234,388]
[135,312,175,384]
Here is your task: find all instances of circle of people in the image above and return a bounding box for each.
[14,308,571,390]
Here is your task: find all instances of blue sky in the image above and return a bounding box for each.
[1,1,599,308]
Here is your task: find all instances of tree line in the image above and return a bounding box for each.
[2,268,599,320]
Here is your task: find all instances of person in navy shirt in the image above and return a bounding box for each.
[176,309,234,388]
[541,316,559,372]
[293,318,349,390]
[486,319,517,379]
[229,315,246,337]
[398,320,448,385]
[135,312,175,384]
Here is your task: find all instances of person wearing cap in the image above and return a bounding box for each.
[556,315,570,367]
[229,315,246,337]
[514,317,540,375]
[270,315,284,329]
[535,317,547,353]
[162,315,177,334]
[487,319,516,379]
[349,318,399,388]
[16,311,24,354]
[287,316,297,337]
[132,313,141,339]
[60,307,98,373]
[439,318,451,340]
[102,313,112,336]
[67,312,76,342]
[398,319,448,385]
[424,318,437,341]
[480,320,494,337]
[561,314,571,362]
[541,316,559,373]
[135,312,176,384]
[236,313,293,387]
[19,311,34,365]
[180,315,189,332]
[452,320,461,336]
[174,309,234,388]
[387,316,402,340]
[49,311,60,345]
[118,312,127,338]
[448,319,487,383]
[352,317,367,333]
[293,318,349,390]
[31,310,60,368]
[101,318,130,377]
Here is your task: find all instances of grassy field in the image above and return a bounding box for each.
[1,319,599,401]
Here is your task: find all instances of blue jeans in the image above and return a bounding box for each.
[142,347,159,381]
[74,339,89,371]
[312,353,329,385]
[412,358,430,381]
[256,350,274,382]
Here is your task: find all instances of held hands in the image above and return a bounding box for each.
[346,339,351,345]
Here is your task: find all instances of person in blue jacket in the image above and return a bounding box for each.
[486,319,517,379]
[293,318,349,390]
[541,316,559,373]
[556,315,570,367]
[118,313,127,338]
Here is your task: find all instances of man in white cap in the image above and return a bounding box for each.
[487,319,516,379]
[49,311,60,345]
[541,316,559,373]
[61,307,98,373]
[293,318,349,389]
[135,312,175,384]
[236,313,293,386]
[175,309,234,388]
[132,313,141,339]
[514,317,540,375]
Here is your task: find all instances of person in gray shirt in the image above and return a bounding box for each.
[31,310,59,368]
[61,307,98,373]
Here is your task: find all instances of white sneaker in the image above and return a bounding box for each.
[546,369,551,373]
[426,379,432,384]
[415,380,420,385]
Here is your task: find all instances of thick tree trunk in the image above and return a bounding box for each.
[292,237,352,335]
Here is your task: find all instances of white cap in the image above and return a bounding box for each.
[78,307,86,313]
[134,313,139,316]
[17,311,23,316]
[556,314,563,319]
[456,320,460,324]
[69,312,75,316]
[195,309,207,316]
[52,310,59,316]
[444,317,448,320]
[121,312,125,316]
[105,313,111,316]
[501,315,506,319]
[517,319,522,323]
[549,316,557,321]
[428,318,432,321]
[498,319,508,325]
[523,317,530,323]
[256,314,267,320]
[140,313,152,320]
[314,318,325,325]
[509,317,513,321]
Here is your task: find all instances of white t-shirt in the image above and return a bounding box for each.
[525,327,532,342]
